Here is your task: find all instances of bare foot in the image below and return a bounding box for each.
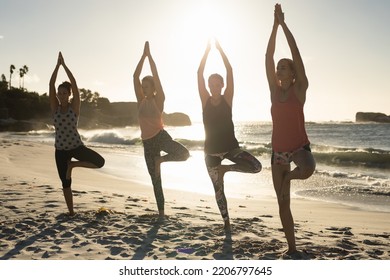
[282,249,309,260]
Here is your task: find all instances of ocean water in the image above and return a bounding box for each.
[2,121,389,212]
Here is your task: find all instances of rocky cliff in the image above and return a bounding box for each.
[79,102,191,128]
[355,112,390,123]
[0,101,192,131]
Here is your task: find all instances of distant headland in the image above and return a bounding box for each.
[0,86,191,132]
[355,112,390,123]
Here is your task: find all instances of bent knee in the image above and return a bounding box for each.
[247,160,262,173]
[301,165,315,179]
[253,161,262,173]
[96,157,105,168]
[182,150,190,161]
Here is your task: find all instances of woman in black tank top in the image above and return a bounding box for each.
[197,40,262,232]
[203,96,239,154]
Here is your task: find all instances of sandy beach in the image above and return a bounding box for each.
[1,138,389,261]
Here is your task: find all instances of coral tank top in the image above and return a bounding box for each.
[138,98,163,140]
[271,87,309,152]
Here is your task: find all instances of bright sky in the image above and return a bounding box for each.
[1,0,389,122]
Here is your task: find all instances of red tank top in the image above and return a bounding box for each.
[271,87,309,152]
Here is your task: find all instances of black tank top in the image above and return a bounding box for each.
[202,97,239,154]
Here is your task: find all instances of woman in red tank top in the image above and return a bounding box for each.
[266,4,316,258]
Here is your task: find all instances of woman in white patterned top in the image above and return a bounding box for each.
[49,52,105,216]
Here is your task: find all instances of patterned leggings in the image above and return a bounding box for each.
[205,148,262,222]
[143,130,190,211]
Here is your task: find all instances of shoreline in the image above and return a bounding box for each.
[1,139,390,260]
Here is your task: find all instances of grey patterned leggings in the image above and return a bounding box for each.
[143,130,190,211]
[205,148,262,222]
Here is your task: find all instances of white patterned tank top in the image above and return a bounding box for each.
[53,107,83,150]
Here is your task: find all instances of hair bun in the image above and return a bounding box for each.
[58,81,72,93]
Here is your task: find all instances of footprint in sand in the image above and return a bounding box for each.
[45,201,60,208]
[196,205,212,210]
[198,216,216,223]
[171,206,189,210]
[363,239,384,246]
[21,218,38,226]
[165,251,178,258]
[336,238,359,250]
[3,191,23,196]
[126,204,143,208]
[50,245,62,251]
[61,231,75,238]
[73,190,88,195]
[126,197,141,202]
[41,185,57,193]
[26,246,43,253]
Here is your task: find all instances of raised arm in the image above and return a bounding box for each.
[146,42,165,112]
[61,54,81,116]
[197,40,211,108]
[133,43,147,104]
[215,40,234,107]
[265,7,279,96]
[277,4,308,100]
[49,52,61,114]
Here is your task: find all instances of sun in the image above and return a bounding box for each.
[164,1,245,122]
[182,1,220,38]
[173,1,237,76]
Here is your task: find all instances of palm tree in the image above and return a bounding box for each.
[21,65,28,89]
[19,68,24,89]
[9,64,15,89]
[0,74,7,92]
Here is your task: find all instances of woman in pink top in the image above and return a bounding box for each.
[266,4,316,257]
[133,41,189,220]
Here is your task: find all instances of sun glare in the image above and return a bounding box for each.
[174,1,239,76]
[184,1,220,39]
